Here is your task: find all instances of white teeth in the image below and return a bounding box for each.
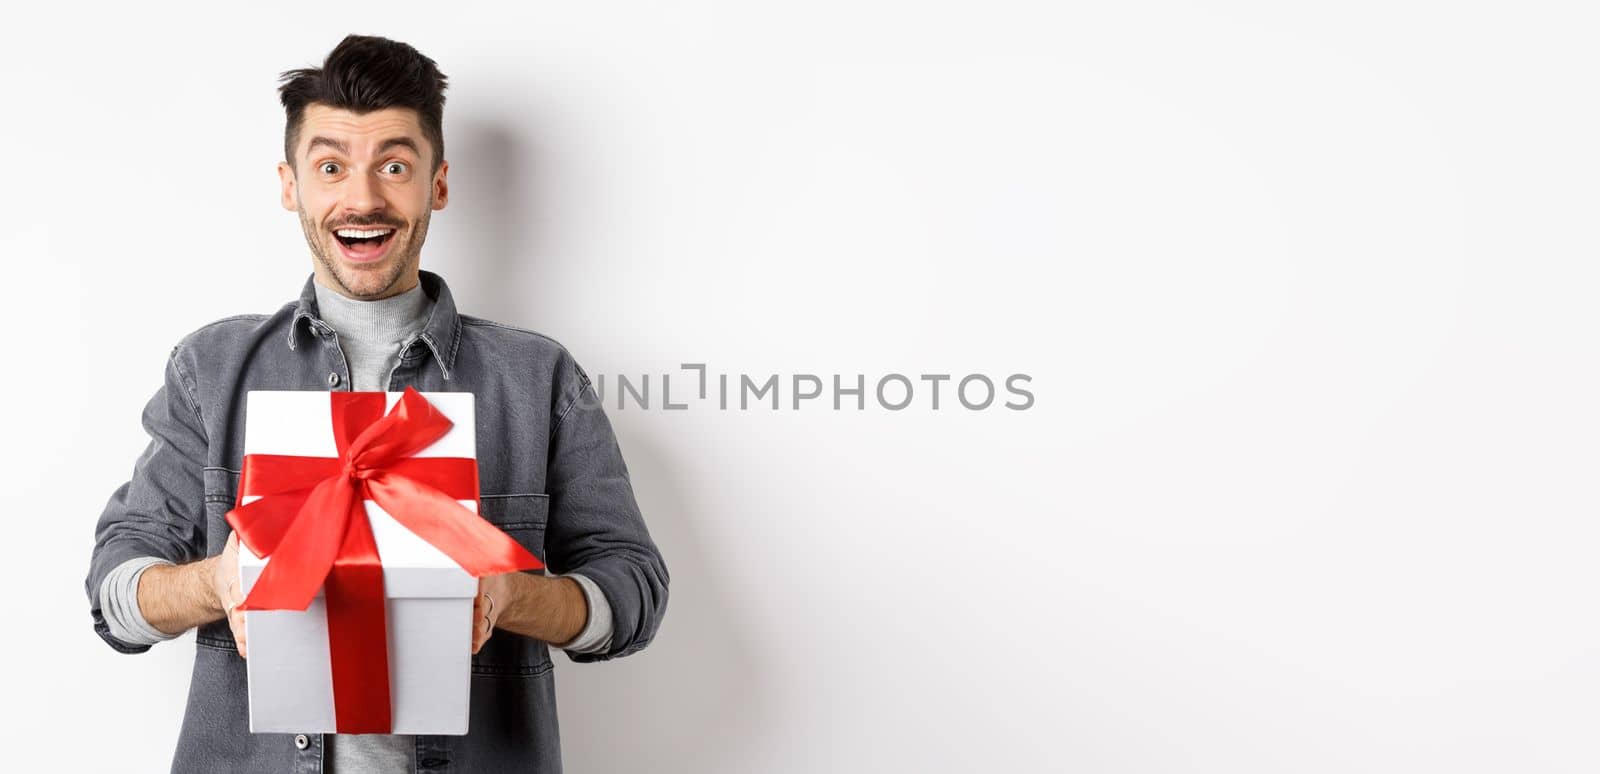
[335,228,394,238]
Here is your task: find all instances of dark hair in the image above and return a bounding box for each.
[277,34,449,174]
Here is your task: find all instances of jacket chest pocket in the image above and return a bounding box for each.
[478,493,550,566]
[197,467,242,644]
[202,466,241,557]
[473,492,555,675]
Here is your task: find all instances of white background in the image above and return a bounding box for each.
[2,1,1596,771]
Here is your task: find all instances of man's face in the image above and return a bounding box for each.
[277,104,448,300]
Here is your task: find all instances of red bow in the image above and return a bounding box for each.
[226,386,543,733]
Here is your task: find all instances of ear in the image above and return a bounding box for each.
[277,161,297,211]
[431,160,449,210]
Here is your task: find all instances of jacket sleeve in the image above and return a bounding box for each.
[542,352,670,663]
[85,342,209,653]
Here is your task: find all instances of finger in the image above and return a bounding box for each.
[473,612,492,653]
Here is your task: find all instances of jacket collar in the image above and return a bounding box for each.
[286,268,462,380]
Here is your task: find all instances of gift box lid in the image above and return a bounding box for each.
[236,390,481,600]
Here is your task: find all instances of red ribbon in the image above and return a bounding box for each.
[225,386,544,733]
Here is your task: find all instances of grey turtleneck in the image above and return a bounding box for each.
[100,274,614,774]
[313,276,435,392]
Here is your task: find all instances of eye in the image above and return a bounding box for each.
[320,162,341,175]
[385,162,408,175]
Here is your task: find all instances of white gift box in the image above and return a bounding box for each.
[236,390,479,735]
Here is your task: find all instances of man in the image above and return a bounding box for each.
[84,34,669,773]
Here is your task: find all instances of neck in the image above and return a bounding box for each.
[312,264,421,302]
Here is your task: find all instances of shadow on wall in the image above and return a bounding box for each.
[448,116,773,771]
[437,117,546,321]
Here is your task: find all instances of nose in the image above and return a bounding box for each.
[341,166,387,215]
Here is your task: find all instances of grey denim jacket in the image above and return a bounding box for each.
[84,269,670,773]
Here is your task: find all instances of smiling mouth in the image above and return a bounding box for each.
[331,226,398,262]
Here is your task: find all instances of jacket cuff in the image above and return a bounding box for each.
[558,552,668,664]
[87,542,176,654]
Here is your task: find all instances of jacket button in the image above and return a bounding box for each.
[294,734,309,750]
[327,372,341,387]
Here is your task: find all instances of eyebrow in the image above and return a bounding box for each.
[305,136,421,157]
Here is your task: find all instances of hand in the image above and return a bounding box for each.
[211,531,247,658]
[473,573,514,654]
